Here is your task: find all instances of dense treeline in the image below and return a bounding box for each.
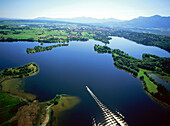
[0,37,35,42]
[0,62,39,79]
[37,37,89,43]
[94,45,140,76]
[142,54,170,74]
[26,44,69,54]
[112,49,141,76]
[94,44,112,53]
[110,30,170,52]
[94,44,170,105]
[94,44,170,76]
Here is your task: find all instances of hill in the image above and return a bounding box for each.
[34,17,121,24]
[123,15,170,28]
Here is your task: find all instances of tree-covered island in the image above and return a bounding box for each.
[0,62,39,82]
[26,43,69,54]
[94,44,170,106]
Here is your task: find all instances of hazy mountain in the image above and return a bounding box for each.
[118,15,170,28]
[35,15,170,29]
[1,15,170,29]
[34,17,122,23]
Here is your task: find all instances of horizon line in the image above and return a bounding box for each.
[0,14,170,21]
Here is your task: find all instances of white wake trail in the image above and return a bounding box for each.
[86,86,128,126]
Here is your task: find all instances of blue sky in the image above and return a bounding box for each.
[0,0,169,20]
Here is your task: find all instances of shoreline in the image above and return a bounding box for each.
[0,78,80,126]
[0,63,81,125]
[0,67,39,101]
[144,89,170,108]
[114,64,170,107]
[51,95,81,126]
[0,83,80,126]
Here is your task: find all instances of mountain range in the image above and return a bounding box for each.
[35,15,170,28]
[116,15,170,28]
[0,15,170,29]
[34,17,122,23]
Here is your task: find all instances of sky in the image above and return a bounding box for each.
[0,0,170,20]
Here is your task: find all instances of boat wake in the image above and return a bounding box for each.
[86,86,128,126]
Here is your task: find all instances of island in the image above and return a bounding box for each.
[0,62,39,81]
[26,43,69,54]
[94,44,170,106]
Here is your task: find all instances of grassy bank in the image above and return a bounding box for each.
[138,69,158,94]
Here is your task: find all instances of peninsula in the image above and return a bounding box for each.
[0,63,80,126]
[94,44,170,106]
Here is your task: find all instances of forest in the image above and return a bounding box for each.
[110,30,170,52]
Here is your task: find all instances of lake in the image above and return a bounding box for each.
[0,37,169,126]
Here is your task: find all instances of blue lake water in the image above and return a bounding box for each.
[0,37,169,126]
